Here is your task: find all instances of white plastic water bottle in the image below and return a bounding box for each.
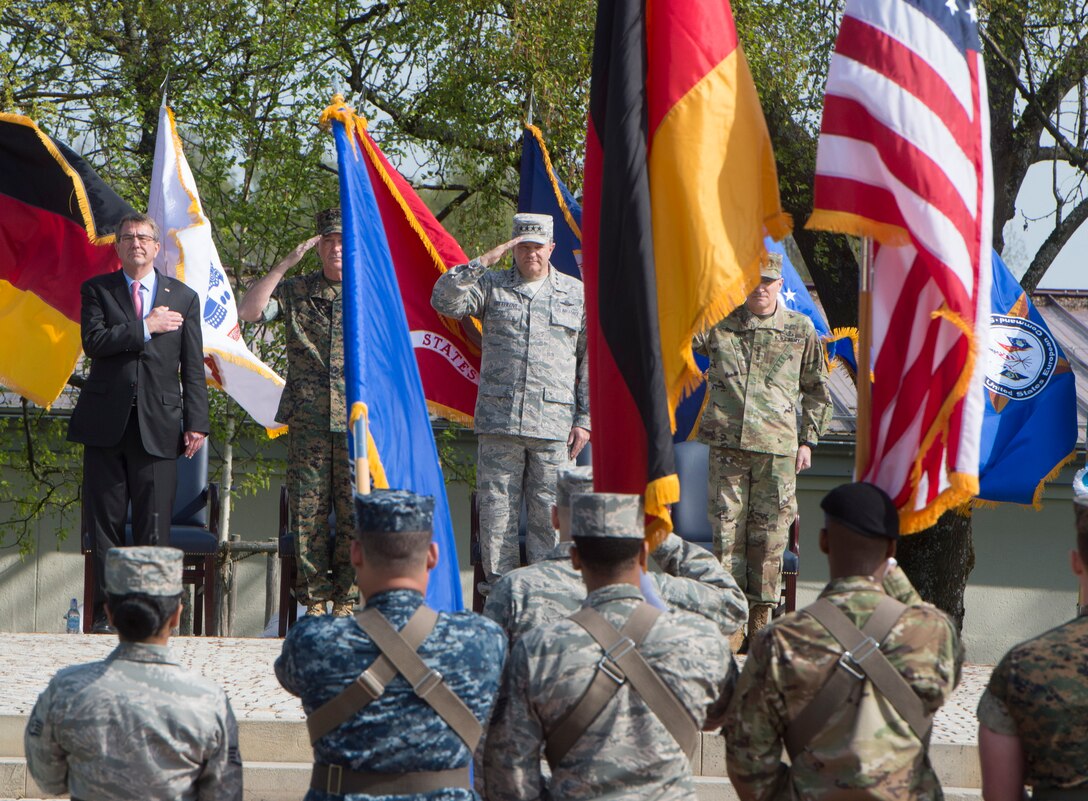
[65,599,80,634]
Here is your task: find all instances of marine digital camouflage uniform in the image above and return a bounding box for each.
[725,573,962,801]
[264,269,355,606]
[694,301,831,604]
[482,533,748,643]
[484,583,732,800]
[275,588,506,801]
[25,642,242,801]
[431,261,589,586]
[977,610,1088,792]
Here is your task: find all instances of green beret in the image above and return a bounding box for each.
[570,492,643,540]
[556,466,593,509]
[355,489,434,533]
[105,547,184,596]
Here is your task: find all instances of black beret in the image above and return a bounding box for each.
[820,482,899,540]
[355,489,434,533]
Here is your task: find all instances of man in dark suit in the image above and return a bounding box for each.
[68,212,210,633]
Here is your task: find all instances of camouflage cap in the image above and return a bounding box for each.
[820,481,899,540]
[104,547,184,596]
[355,489,435,533]
[556,465,594,509]
[316,207,342,236]
[760,252,783,280]
[570,492,644,540]
[512,212,553,245]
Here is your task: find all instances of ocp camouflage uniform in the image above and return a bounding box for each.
[484,583,732,800]
[725,573,962,801]
[694,302,831,604]
[977,610,1088,792]
[25,642,243,801]
[264,270,355,606]
[431,260,589,585]
[482,532,748,643]
[275,588,507,801]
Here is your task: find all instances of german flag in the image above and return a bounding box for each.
[0,114,134,406]
[582,0,789,544]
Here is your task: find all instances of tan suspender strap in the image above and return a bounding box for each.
[784,596,932,759]
[545,602,699,767]
[306,605,439,745]
[311,764,470,795]
[356,606,484,752]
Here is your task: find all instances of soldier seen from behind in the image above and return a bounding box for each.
[275,489,506,800]
[24,547,243,801]
[726,482,962,801]
[484,492,734,800]
[977,471,1088,800]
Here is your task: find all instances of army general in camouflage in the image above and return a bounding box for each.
[977,485,1088,800]
[484,493,734,800]
[275,489,506,801]
[726,482,962,801]
[431,213,589,594]
[483,465,748,643]
[238,209,356,615]
[25,547,243,801]
[694,252,831,641]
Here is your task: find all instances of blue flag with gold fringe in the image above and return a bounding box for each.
[330,107,463,611]
[518,124,583,279]
[978,250,1077,507]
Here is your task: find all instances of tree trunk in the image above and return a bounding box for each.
[215,414,236,636]
[894,509,975,632]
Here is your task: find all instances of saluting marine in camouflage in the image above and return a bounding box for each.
[25,547,243,801]
[977,487,1088,798]
[484,493,733,801]
[276,490,506,801]
[237,208,355,614]
[726,483,962,801]
[432,213,590,593]
[694,253,831,636]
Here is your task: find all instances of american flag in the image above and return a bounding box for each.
[807,0,992,533]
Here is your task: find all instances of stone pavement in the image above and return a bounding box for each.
[0,633,992,800]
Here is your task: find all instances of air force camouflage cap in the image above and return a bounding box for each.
[820,481,899,540]
[512,212,553,245]
[760,252,783,280]
[355,489,435,534]
[316,207,342,237]
[105,547,184,596]
[570,492,644,540]
[556,465,594,509]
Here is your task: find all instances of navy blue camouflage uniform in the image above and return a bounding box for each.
[275,588,506,801]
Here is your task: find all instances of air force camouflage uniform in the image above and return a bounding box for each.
[262,209,355,608]
[24,547,242,801]
[275,491,506,801]
[431,214,589,588]
[694,255,831,605]
[484,493,733,800]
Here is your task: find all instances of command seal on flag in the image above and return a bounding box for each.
[985,314,1059,401]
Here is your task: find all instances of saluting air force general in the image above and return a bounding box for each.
[431,212,590,595]
[275,489,506,800]
[24,547,243,801]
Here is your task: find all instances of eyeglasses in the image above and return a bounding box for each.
[119,233,157,244]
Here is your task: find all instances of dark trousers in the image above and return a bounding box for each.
[84,406,176,621]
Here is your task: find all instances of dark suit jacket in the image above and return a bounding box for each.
[68,269,210,458]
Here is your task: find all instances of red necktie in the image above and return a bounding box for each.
[131,280,143,319]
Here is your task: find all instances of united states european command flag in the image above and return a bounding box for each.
[0,114,135,405]
[325,102,463,611]
[978,250,1077,507]
[518,125,583,280]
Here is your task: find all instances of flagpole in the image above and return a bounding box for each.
[354,412,371,495]
[855,237,873,479]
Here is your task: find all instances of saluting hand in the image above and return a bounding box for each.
[476,236,526,268]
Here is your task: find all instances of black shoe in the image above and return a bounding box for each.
[91,617,116,635]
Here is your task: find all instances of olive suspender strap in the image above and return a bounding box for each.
[784,596,932,759]
[545,603,699,767]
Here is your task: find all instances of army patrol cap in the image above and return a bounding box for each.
[316,207,342,237]
[105,547,184,596]
[821,482,899,540]
[355,489,435,533]
[570,492,644,540]
[512,212,553,245]
[556,465,594,509]
[760,252,783,281]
